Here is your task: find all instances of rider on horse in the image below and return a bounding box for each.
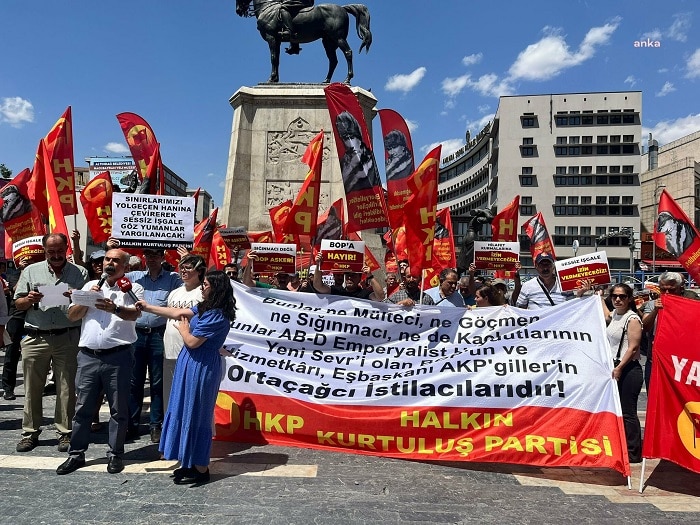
[279,0,314,54]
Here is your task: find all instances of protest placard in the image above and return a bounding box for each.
[555,251,611,292]
[320,239,365,273]
[111,194,195,249]
[250,243,297,274]
[473,241,520,271]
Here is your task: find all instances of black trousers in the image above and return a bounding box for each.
[617,360,643,462]
[2,316,27,392]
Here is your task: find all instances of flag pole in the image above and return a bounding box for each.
[638,458,646,493]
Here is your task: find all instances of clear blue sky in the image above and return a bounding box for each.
[1,1,698,208]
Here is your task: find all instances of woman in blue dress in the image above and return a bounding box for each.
[137,270,236,484]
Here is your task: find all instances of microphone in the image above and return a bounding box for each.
[116,277,140,306]
[97,272,109,289]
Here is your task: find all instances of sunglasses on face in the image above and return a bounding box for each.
[611,293,629,300]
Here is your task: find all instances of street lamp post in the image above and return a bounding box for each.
[652,184,666,273]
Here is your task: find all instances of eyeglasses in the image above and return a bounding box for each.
[180,265,195,272]
[610,294,629,300]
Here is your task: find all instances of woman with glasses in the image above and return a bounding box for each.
[162,255,205,414]
[600,283,643,463]
[136,270,236,485]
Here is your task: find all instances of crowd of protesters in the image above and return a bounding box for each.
[1,233,696,479]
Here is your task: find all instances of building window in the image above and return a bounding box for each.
[610,145,621,154]
[582,136,593,143]
[596,166,607,174]
[569,116,581,125]
[568,146,580,155]
[610,114,622,124]
[555,116,569,126]
[622,196,633,204]
[522,167,533,174]
[610,135,621,143]
[554,206,566,216]
[521,116,537,127]
[623,135,634,143]
[556,137,567,145]
[622,114,635,124]
[568,196,579,204]
[555,147,567,155]
[582,115,594,125]
[597,145,609,154]
[581,196,592,204]
[596,196,607,204]
[569,136,580,144]
[622,165,634,173]
[622,144,635,154]
[568,166,579,175]
[597,135,607,143]
[520,175,534,186]
[609,196,620,204]
[597,115,609,125]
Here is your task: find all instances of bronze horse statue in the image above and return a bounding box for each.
[235,0,372,84]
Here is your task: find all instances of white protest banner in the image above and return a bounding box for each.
[473,241,520,271]
[111,194,195,249]
[555,251,611,292]
[320,239,365,273]
[219,226,251,250]
[250,243,296,274]
[216,284,630,476]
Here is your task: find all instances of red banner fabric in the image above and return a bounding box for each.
[116,112,159,191]
[192,208,218,267]
[654,189,700,284]
[492,195,520,242]
[643,294,700,473]
[42,140,72,254]
[79,171,113,243]
[324,83,388,233]
[210,229,230,270]
[285,131,324,237]
[43,107,77,216]
[523,212,556,261]
[421,208,456,289]
[0,168,46,243]
[379,109,415,231]
[403,146,441,274]
[269,200,300,246]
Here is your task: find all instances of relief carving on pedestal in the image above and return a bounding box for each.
[265,180,330,211]
[267,117,331,164]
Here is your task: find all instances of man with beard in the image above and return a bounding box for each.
[56,249,143,475]
[386,265,435,306]
[312,253,385,301]
[14,234,87,453]
[515,253,576,310]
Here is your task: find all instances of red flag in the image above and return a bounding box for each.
[324,83,388,233]
[248,231,274,244]
[116,112,159,192]
[210,229,230,271]
[269,200,300,246]
[79,171,113,243]
[192,187,201,211]
[379,109,415,231]
[492,195,520,242]
[420,207,456,289]
[285,131,324,237]
[192,208,218,267]
[313,198,345,248]
[654,189,700,284]
[28,141,48,218]
[403,146,441,274]
[144,142,163,195]
[43,107,77,216]
[643,294,700,473]
[42,140,72,254]
[523,212,556,262]
[0,168,45,242]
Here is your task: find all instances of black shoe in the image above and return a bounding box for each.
[174,468,210,485]
[171,466,195,480]
[56,456,85,475]
[3,389,15,400]
[150,427,161,444]
[16,435,38,453]
[107,456,124,474]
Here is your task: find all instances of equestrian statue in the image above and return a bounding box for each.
[235,0,372,84]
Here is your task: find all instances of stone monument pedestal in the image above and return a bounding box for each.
[221,84,384,269]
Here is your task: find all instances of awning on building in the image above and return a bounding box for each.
[641,259,683,268]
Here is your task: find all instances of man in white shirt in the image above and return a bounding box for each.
[516,253,575,310]
[56,249,143,476]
